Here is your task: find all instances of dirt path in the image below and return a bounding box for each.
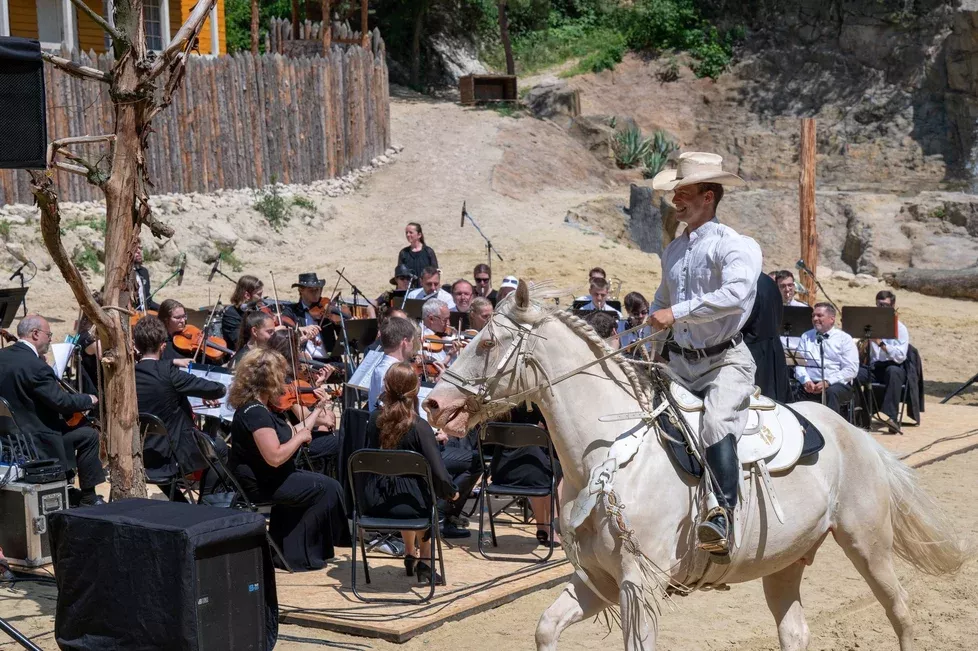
[3,449,974,650]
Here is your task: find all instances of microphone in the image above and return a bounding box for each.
[460,202,467,228]
[796,259,815,276]
[8,262,28,282]
[208,258,220,283]
[176,255,187,286]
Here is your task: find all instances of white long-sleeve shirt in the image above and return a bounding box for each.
[652,219,763,349]
[793,328,859,385]
[406,287,456,310]
[868,321,909,364]
[367,354,399,411]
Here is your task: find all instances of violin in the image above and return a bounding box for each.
[422,327,459,353]
[308,296,351,325]
[412,354,442,382]
[0,329,17,344]
[244,299,296,329]
[130,310,158,328]
[270,379,321,413]
[171,324,232,362]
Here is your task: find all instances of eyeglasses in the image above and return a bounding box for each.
[33,329,52,338]
[474,277,491,283]
[172,314,188,321]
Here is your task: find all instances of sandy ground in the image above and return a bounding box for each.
[3,447,975,651]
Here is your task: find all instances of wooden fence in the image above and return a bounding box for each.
[0,37,390,206]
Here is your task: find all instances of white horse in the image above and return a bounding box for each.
[423,280,970,651]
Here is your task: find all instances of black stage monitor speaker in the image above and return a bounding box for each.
[49,499,278,651]
[0,37,47,169]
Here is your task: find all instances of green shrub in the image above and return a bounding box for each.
[73,243,102,273]
[613,126,653,169]
[642,130,679,179]
[292,195,316,212]
[253,179,291,231]
[0,221,10,240]
[216,243,244,273]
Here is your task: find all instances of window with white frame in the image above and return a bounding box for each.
[143,0,163,51]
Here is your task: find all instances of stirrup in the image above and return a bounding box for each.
[696,506,730,554]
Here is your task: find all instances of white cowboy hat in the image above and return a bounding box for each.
[651,152,745,191]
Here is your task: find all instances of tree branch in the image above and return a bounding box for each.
[69,0,124,43]
[28,171,115,337]
[41,52,111,83]
[148,0,217,80]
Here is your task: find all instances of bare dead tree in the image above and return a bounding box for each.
[498,0,515,76]
[29,0,217,500]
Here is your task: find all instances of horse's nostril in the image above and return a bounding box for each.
[424,398,439,412]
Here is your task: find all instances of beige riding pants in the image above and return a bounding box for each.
[668,341,756,447]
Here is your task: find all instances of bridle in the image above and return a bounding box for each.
[439,310,671,418]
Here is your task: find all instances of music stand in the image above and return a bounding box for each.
[450,312,470,331]
[781,305,813,366]
[571,298,622,313]
[840,306,896,341]
[0,288,28,335]
[403,298,426,321]
[329,318,377,355]
[388,290,406,309]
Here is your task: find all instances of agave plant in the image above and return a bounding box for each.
[642,130,679,179]
[613,126,653,169]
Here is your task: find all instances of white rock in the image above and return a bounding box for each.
[2,215,26,225]
[5,242,27,263]
[378,155,390,164]
[207,221,239,248]
[831,269,855,281]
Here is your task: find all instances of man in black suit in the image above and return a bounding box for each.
[133,316,228,497]
[0,315,104,505]
[132,244,159,312]
[742,272,790,402]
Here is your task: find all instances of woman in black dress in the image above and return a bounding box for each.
[227,348,350,571]
[397,222,438,280]
[363,362,457,582]
[222,275,265,349]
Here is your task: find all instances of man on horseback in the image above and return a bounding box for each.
[649,152,762,555]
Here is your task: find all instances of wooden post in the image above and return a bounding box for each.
[360,0,368,49]
[799,118,817,306]
[322,0,331,51]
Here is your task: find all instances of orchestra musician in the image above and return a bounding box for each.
[406,267,455,309]
[222,275,264,348]
[398,222,439,280]
[228,310,278,369]
[575,267,607,301]
[133,316,229,497]
[792,303,859,414]
[473,264,497,305]
[617,291,652,358]
[0,315,105,506]
[451,279,474,314]
[420,298,456,366]
[496,276,519,303]
[368,316,420,411]
[856,290,911,432]
[227,348,350,571]
[158,299,193,368]
[281,273,331,360]
[775,270,807,307]
[578,277,623,318]
[376,264,416,308]
[131,241,159,312]
[468,297,493,332]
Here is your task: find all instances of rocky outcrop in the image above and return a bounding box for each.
[523,78,581,127]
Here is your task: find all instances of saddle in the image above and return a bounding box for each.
[659,383,825,480]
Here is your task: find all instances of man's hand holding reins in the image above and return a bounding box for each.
[648,307,675,332]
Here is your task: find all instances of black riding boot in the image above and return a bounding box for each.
[697,434,739,554]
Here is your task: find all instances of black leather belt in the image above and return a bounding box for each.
[666,332,743,361]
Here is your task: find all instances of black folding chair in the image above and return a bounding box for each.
[140,413,198,502]
[861,364,912,433]
[477,422,556,563]
[348,449,446,603]
[190,429,293,573]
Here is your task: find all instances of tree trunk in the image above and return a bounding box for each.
[251,0,259,55]
[321,0,331,51]
[410,0,430,89]
[886,266,978,301]
[498,0,514,75]
[291,0,300,37]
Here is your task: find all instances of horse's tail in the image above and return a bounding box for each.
[872,439,972,575]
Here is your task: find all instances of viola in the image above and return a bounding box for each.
[270,379,320,413]
[412,354,442,381]
[171,324,232,362]
[130,310,158,328]
[0,329,17,344]
[244,299,297,329]
[307,297,351,325]
[422,327,459,354]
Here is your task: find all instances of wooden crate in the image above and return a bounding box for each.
[459,75,518,105]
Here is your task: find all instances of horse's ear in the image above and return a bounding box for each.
[516,279,530,308]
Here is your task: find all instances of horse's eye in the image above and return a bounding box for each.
[479,340,495,352]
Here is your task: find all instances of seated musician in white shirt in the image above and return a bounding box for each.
[575,267,607,302]
[856,290,910,432]
[420,298,456,365]
[792,303,860,414]
[406,266,456,310]
[577,277,623,318]
[367,317,418,411]
[775,269,806,360]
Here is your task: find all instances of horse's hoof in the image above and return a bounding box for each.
[709,551,732,565]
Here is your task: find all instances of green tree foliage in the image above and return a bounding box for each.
[225,0,294,54]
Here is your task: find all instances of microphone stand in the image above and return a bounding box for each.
[335,268,378,313]
[796,260,839,313]
[818,335,827,407]
[209,257,237,284]
[8,261,34,317]
[461,202,504,275]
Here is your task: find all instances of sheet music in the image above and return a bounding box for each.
[347,349,385,390]
[49,342,75,380]
[418,385,433,422]
[183,365,236,422]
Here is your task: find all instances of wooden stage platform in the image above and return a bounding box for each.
[276,516,571,643]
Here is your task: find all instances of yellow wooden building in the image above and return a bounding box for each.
[0,0,226,55]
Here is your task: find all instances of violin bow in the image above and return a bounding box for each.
[268,270,288,329]
[194,295,222,362]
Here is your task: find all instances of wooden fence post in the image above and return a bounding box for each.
[799,118,817,306]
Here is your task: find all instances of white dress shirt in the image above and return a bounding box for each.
[296,301,329,359]
[420,324,451,364]
[868,321,909,364]
[19,340,40,358]
[367,354,400,411]
[652,219,763,349]
[577,300,623,318]
[406,287,456,310]
[793,327,859,385]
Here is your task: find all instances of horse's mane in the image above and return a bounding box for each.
[497,282,657,412]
